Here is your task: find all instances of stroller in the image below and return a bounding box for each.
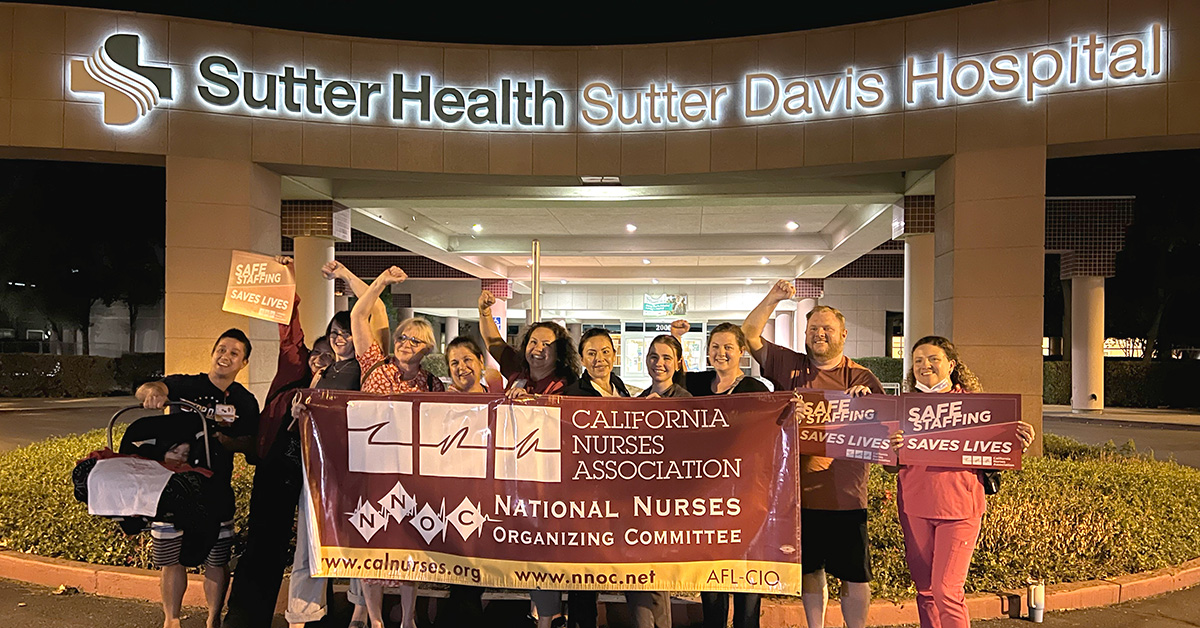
[72,400,225,567]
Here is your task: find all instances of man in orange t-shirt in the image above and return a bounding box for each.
[743,280,883,628]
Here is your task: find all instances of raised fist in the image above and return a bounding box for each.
[274,255,294,267]
[379,266,408,285]
[479,290,496,314]
[768,279,797,302]
[320,260,345,281]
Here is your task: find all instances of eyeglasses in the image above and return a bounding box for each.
[396,334,427,347]
[310,352,335,366]
[329,329,352,339]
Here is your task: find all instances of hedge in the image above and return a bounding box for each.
[0,353,163,398]
[855,357,903,385]
[2,427,1198,601]
[1042,359,1200,408]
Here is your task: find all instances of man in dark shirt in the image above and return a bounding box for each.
[137,328,260,628]
[743,280,883,628]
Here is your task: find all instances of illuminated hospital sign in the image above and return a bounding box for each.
[70,25,1165,130]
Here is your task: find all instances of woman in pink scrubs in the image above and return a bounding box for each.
[890,335,1034,628]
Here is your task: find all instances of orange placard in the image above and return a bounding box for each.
[221,251,296,324]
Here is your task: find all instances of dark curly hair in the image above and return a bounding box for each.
[903,335,982,393]
[517,321,580,384]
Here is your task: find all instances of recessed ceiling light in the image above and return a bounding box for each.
[626,223,637,233]
[651,278,659,284]
[526,258,534,265]
[471,223,483,233]
[786,221,799,231]
[745,278,754,284]
[560,279,568,284]
[760,256,771,265]
[642,258,650,265]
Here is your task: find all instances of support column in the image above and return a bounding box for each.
[934,145,1046,454]
[293,236,334,342]
[398,307,415,321]
[903,234,935,377]
[334,293,350,313]
[567,323,583,345]
[165,157,281,403]
[795,298,817,353]
[774,311,793,352]
[1071,276,1104,412]
[445,316,460,346]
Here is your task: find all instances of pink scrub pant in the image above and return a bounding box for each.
[899,512,982,628]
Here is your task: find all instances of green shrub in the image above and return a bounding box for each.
[0,426,254,570]
[867,435,1200,600]
[1041,360,1200,408]
[113,353,164,393]
[1043,360,1069,404]
[0,353,166,398]
[856,357,903,385]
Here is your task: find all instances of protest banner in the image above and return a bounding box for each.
[297,390,802,594]
[221,250,295,323]
[794,389,899,465]
[898,393,1023,469]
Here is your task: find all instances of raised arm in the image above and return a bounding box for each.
[324,259,390,351]
[477,290,509,363]
[351,266,408,359]
[742,279,796,364]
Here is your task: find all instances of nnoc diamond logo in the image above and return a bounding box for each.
[69,34,172,125]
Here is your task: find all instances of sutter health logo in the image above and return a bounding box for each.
[69,34,171,125]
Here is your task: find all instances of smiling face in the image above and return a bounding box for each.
[912,343,956,389]
[580,335,615,382]
[210,337,249,378]
[805,310,847,361]
[646,339,679,386]
[309,339,335,373]
[447,344,484,392]
[393,323,432,367]
[328,321,354,360]
[708,331,744,375]
[524,326,558,376]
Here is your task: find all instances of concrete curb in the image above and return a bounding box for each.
[1,549,1197,626]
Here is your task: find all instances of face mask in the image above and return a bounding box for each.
[915,378,951,393]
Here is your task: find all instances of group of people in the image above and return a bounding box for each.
[131,263,1034,628]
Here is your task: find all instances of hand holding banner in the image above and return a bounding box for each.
[221,250,296,323]
[794,389,899,465]
[897,393,1023,469]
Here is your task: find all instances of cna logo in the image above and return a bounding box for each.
[346,399,562,483]
[69,33,172,125]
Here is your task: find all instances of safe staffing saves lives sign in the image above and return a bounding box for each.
[221,251,295,324]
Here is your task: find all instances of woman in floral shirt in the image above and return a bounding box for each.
[349,265,444,628]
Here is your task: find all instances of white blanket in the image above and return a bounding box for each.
[86,457,175,517]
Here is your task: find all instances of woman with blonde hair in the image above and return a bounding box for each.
[350,265,444,628]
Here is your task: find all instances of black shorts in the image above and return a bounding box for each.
[800,508,871,582]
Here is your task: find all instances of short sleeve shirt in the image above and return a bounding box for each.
[760,339,884,511]
[161,373,260,519]
[357,342,445,395]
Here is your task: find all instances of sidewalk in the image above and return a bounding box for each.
[1043,404,1200,429]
